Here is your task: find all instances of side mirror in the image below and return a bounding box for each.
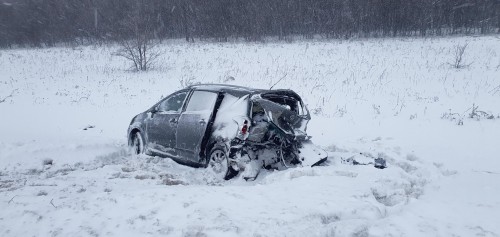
[151,106,159,113]
[147,107,159,119]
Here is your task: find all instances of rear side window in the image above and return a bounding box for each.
[185,91,218,112]
[158,91,188,112]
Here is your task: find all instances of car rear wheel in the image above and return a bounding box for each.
[208,147,238,180]
[131,131,145,155]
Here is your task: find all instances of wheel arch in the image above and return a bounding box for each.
[203,138,229,167]
[128,127,144,145]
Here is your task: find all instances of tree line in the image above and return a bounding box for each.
[0,0,499,48]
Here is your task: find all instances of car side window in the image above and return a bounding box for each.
[185,91,218,112]
[158,91,188,112]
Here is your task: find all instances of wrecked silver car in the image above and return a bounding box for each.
[128,84,327,180]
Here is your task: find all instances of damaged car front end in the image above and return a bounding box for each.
[211,89,327,180]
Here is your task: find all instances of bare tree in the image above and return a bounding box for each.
[116,36,161,71]
[114,1,161,71]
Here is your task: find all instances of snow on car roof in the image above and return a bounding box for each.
[189,83,260,92]
[188,84,300,98]
[188,84,265,97]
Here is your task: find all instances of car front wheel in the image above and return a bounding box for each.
[131,131,145,155]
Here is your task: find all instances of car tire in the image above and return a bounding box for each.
[131,131,145,155]
[208,146,238,180]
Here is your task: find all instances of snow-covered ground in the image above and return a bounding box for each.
[1,36,499,236]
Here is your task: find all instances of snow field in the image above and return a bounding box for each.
[0,35,499,236]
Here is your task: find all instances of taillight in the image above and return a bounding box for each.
[241,120,248,135]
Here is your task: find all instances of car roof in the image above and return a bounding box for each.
[187,84,264,96]
[187,84,302,100]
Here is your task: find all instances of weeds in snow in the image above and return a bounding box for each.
[468,103,495,120]
[442,103,496,125]
[450,43,473,69]
[372,104,381,115]
[490,84,500,96]
[0,89,17,104]
[178,76,199,88]
[333,105,348,117]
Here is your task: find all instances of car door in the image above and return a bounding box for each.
[176,90,219,162]
[146,91,188,156]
